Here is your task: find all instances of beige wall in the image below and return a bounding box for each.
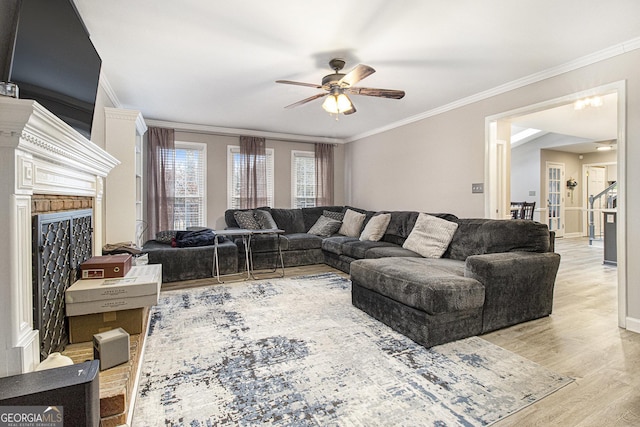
[347,49,640,327]
[345,109,487,216]
[90,81,116,149]
[174,131,345,230]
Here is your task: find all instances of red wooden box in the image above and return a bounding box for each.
[80,254,133,279]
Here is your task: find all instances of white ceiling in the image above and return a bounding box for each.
[73,0,640,143]
[510,92,618,154]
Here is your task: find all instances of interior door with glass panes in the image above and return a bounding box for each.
[546,162,565,237]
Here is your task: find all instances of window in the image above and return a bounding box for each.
[227,145,274,208]
[292,150,316,208]
[173,141,206,229]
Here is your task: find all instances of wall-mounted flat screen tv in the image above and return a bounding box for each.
[10,0,102,140]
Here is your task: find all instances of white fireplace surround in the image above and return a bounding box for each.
[0,98,119,377]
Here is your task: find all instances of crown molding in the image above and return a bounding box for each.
[104,107,147,134]
[145,119,345,144]
[345,36,640,143]
[99,70,121,108]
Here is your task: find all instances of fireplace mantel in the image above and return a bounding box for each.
[0,98,119,377]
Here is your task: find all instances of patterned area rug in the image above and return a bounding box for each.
[133,273,572,426]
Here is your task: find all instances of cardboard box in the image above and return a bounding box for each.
[68,308,145,343]
[81,254,133,279]
[93,328,130,371]
[66,265,161,316]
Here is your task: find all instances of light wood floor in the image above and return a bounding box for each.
[160,238,640,426]
[487,237,640,427]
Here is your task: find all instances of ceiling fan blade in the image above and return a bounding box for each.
[284,93,327,109]
[339,64,375,87]
[346,87,405,99]
[343,104,357,115]
[276,80,322,89]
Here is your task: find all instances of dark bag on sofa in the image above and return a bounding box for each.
[172,229,222,247]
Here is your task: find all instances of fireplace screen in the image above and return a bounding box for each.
[32,209,93,361]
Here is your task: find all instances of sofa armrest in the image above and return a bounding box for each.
[464,251,561,333]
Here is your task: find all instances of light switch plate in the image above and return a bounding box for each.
[471,183,484,194]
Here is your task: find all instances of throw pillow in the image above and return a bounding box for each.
[308,215,342,237]
[234,210,261,230]
[338,209,366,238]
[402,213,458,258]
[254,209,278,229]
[359,213,391,241]
[323,210,345,221]
[155,230,177,245]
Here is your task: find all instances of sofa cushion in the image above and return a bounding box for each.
[282,233,324,251]
[339,209,366,237]
[323,210,344,221]
[360,213,391,241]
[254,209,278,229]
[322,236,359,255]
[445,219,551,261]
[364,246,423,259]
[271,208,306,234]
[301,206,343,231]
[234,210,261,230]
[402,213,458,258]
[341,240,396,259]
[381,211,459,246]
[308,215,342,237]
[225,207,271,228]
[350,257,485,315]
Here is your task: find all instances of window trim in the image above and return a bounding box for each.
[291,150,316,208]
[174,140,207,228]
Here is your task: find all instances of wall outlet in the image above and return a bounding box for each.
[471,183,484,194]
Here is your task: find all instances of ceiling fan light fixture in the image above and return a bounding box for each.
[322,92,353,114]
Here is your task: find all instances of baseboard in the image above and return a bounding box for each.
[563,232,582,239]
[626,317,640,334]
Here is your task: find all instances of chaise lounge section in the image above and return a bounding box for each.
[350,218,560,347]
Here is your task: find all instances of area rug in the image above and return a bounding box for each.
[133,273,572,426]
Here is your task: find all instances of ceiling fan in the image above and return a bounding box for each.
[276,58,405,115]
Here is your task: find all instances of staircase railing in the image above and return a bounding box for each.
[588,182,617,245]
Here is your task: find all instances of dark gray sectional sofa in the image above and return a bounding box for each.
[143,205,560,348]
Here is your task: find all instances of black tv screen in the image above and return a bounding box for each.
[10,0,102,139]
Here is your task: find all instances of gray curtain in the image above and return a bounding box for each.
[239,136,267,208]
[146,127,175,239]
[315,143,334,206]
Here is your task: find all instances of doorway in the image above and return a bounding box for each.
[584,165,607,241]
[546,162,565,238]
[485,81,627,328]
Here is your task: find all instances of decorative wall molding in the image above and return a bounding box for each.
[105,107,147,136]
[145,119,343,145]
[0,98,119,377]
[99,70,122,108]
[1,99,120,178]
